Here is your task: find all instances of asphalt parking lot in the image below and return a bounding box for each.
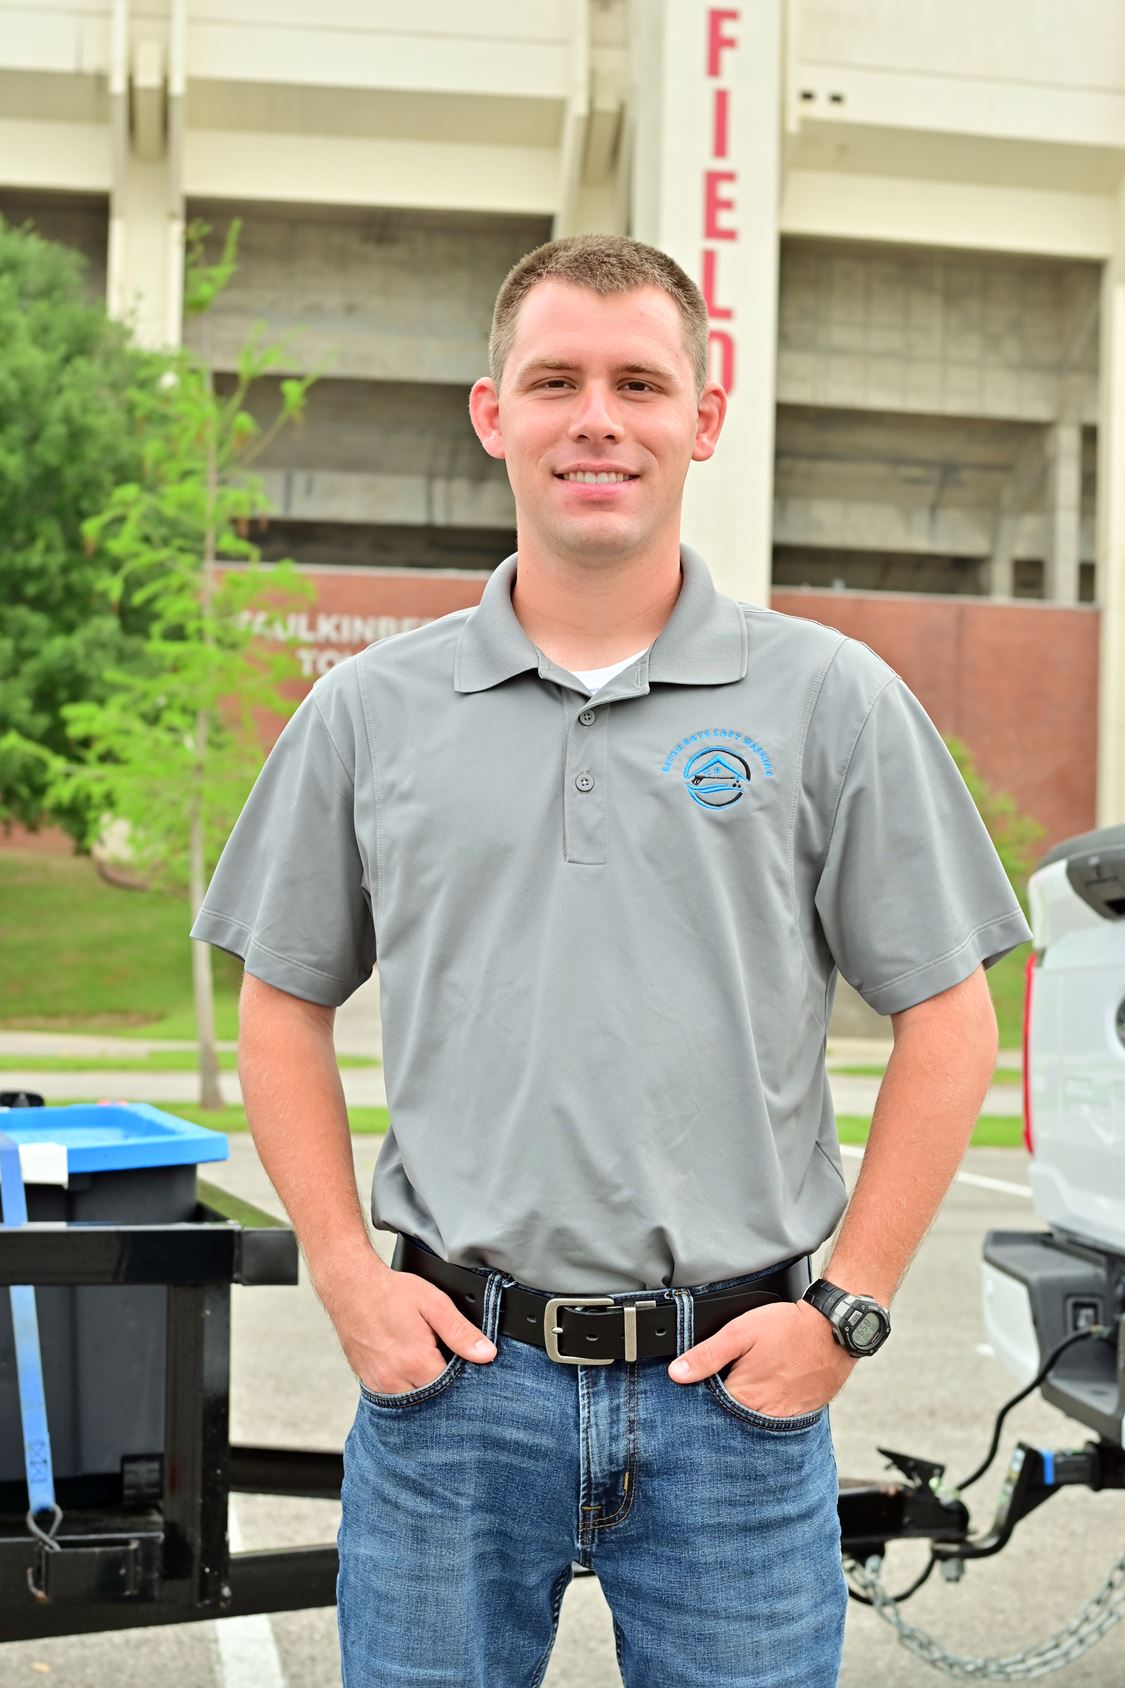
[1,1136,1121,1688]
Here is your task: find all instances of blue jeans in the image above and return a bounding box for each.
[336,1243,847,1686]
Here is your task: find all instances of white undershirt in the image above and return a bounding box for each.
[568,647,650,694]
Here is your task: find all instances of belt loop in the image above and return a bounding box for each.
[481,1269,513,1347]
[671,1285,695,1358]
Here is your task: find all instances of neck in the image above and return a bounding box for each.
[510,532,684,671]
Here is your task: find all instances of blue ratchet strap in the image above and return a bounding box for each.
[0,1128,62,1544]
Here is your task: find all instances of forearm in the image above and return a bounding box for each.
[236,972,386,1296]
[823,968,999,1307]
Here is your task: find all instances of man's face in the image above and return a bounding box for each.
[469,280,725,566]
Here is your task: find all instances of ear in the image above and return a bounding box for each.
[690,380,727,464]
[468,376,506,461]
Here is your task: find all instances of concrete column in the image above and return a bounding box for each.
[629,0,782,605]
[108,162,185,349]
[988,426,1047,599]
[106,0,185,351]
[1095,177,1125,826]
[1044,420,1082,602]
[987,517,1016,598]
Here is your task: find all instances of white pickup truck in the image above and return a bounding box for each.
[982,822,1125,1449]
[843,827,1125,1676]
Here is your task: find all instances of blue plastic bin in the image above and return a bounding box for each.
[0,1103,228,1498]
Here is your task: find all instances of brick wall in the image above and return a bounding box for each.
[771,588,1098,854]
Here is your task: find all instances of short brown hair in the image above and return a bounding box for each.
[489,234,709,397]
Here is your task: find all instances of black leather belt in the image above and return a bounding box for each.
[392,1235,812,1365]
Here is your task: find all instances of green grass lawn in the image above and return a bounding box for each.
[113,1000,242,1041]
[0,1051,378,1073]
[0,852,243,1034]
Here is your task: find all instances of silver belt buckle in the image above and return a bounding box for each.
[543,1296,657,1364]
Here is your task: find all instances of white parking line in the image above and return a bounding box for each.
[838,1143,1032,1199]
[212,1497,287,1687]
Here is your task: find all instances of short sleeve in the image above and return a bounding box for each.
[813,674,1032,1015]
[190,680,376,1007]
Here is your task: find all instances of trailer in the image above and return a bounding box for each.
[0,1102,344,1638]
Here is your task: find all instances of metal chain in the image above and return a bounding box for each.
[845,1548,1125,1679]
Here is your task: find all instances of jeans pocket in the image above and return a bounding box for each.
[358,1351,466,1410]
[704,1369,827,1432]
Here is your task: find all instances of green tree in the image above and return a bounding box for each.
[944,735,1045,916]
[47,218,318,1108]
[0,215,171,841]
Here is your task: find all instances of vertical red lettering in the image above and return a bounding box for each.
[708,329,735,393]
[706,8,740,78]
[704,170,738,241]
[701,250,733,321]
[711,87,730,159]
[703,9,738,396]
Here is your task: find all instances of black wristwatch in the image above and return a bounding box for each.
[801,1278,891,1357]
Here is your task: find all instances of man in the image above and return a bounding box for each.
[192,234,1032,1686]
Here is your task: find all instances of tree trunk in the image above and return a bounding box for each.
[190,788,223,1110]
[192,338,223,1112]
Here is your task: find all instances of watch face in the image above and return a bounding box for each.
[850,1310,885,1351]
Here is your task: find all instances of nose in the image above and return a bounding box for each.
[567,382,623,443]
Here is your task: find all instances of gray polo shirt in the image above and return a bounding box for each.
[192,545,1032,1293]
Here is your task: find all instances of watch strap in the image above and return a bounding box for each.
[804,1277,849,1321]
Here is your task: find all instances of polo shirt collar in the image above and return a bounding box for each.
[453,543,748,694]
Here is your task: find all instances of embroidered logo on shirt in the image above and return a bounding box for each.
[661,729,774,811]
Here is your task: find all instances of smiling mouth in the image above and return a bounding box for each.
[556,471,639,485]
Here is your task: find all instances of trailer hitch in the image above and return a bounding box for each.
[839,1437,1125,1571]
[931,1438,1125,1563]
[838,1446,970,1561]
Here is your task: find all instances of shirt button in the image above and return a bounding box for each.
[575,772,595,793]
[578,709,596,726]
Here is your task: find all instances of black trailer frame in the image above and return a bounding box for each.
[0,1187,1119,1643]
[0,1179,342,1639]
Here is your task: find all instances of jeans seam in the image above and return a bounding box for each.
[590,1355,639,1530]
[358,1358,464,1409]
[703,1372,827,1432]
[527,1562,573,1688]
[579,1362,597,1548]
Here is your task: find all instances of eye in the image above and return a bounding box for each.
[622,380,655,393]
[539,378,573,390]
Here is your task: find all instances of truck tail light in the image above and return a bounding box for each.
[1022,947,1038,1156]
